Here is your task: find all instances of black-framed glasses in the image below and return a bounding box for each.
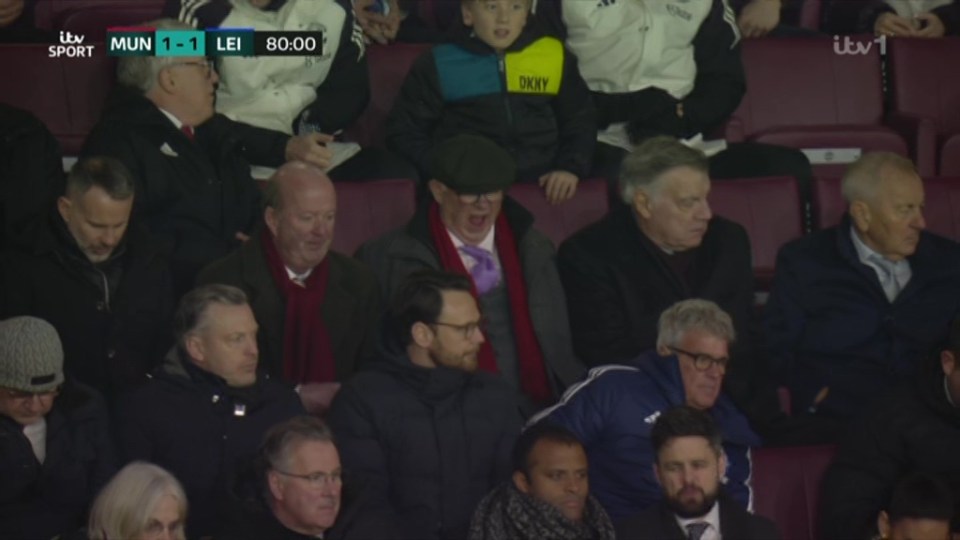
[273,468,343,488]
[670,347,729,372]
[457,191,504,205]
[431,318,485,339]
[168,59,214,78]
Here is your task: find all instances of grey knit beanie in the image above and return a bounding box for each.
[0,316,64,392]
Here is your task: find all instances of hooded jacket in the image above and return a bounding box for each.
[327,329,522,540]
[81,86,289,290]
[115,349,305,538]
[0,213,174,403]
[820,353,960,538]
[386,21,596,180]
[533,349,760,522]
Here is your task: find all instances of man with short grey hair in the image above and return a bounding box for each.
[530,299,760,522]
[216,415,402,540]
[557,136,766,435]
[82,18,332,293]
[115,283,304,538]
[766,152,960,440]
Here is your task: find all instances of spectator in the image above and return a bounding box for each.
[877,473,954,540]
[0,157,174,403]
[327,270,522,540]
[217,416,403,540]
[468,422,616,540]
[86,462,187,540]
[115,284,304,538]
[862,0,959,37]
[0,316,115,540]
[819,317,960,538]
[82,18,332,292]
[0,103,63,250]
[531,299,759,522]
[766,152,960,438]
[357,135,583,414]
[387,0,595,204]
[0,0,51,42]
[199,161,380,415]
[616,406,781,540]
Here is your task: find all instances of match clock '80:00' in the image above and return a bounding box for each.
[254,31,324,56]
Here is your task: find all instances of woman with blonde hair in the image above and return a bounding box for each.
[87,462,188,540]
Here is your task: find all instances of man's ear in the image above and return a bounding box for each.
[512,471,530,494]
[849,200,871,232]
[461,2,474,27]
[656,343,672,357]
[56,196,72,223]
[411,321,433,349]
[652,463,663,486]
[185,333,205,366]
[941,350,957,377]
[156,67,176,94]
[427,179,446,204]
[877,510,891,540]
[267,470,284,501]
[633,189,653,220]
[264,206,279,237]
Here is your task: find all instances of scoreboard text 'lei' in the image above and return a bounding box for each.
[106,28,325,57]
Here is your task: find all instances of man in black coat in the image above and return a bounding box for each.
[327,270,522,540]
[198,161,380,416]
[616,406,780,540]
[558,136,783,440]
[115,284,305,539]
[217,415,405,540]
[820,316,960,539]
[0,157,174,404]
[0,316,115,540]
[81,18,338,292]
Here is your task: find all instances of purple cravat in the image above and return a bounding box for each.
[459,245,501,294]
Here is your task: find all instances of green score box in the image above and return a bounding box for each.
[155,29,206,57]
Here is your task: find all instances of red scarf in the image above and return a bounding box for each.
[260,228,335,384]
[428,202,552,404]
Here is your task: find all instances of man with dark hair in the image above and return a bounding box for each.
[82,18,335,292]
[0,316,115,540]
[533,299,759,522]
[617,406,780,540]
[358,134,583,414]
[877,473,954,540]
[115,284,304,538]
[468,422,615,540]
[767,152,960,435]
[0,156,173,403]
[820,315,960,538]
[328,269,521,540]
[217,415,400,540]
[199,161,380,414]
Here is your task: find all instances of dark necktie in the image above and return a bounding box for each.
[686,521,710,540]
[180,125,195,141]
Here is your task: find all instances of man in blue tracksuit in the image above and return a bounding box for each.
[531,298,760,522]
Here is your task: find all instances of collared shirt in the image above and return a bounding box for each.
[945,376,956,407]
[284,265,314,286]
[448,226,501,274]
[850,226,912,302]
[23,418,47,464]
[676,501,722,540]
[158,107,185,130]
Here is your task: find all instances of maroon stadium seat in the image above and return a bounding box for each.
[722,38,916,178]
[34,0,164,36]
[507,179,609,247]
[344,43,430,148]
[812,176,845,229]
[887,38,960,176]
[708,177,804,288]
[752,445,836,540]
[0,45,71,149]
[333,179,417,256]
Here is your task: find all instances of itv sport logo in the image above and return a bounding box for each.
[49,31,95,58]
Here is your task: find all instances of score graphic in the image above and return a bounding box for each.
[155,29,206,56]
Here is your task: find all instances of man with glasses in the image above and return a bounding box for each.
[82,18,334,293]
[327,269,522,540]
[529,299,760,522]
[115,284,304,538]
[357,134,583,415]
[216,415,401,540]
[0,316,115,539]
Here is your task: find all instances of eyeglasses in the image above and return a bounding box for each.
[457,192,504,205]
[273,469,343,488]
[431,318,486,339]
[670,347,729,372]
[1,387,60,402]
[168,59,214,78]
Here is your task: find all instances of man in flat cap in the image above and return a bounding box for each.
[357,134,583,414]
[0,316,115,539]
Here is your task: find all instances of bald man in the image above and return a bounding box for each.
[198,161,380,413]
